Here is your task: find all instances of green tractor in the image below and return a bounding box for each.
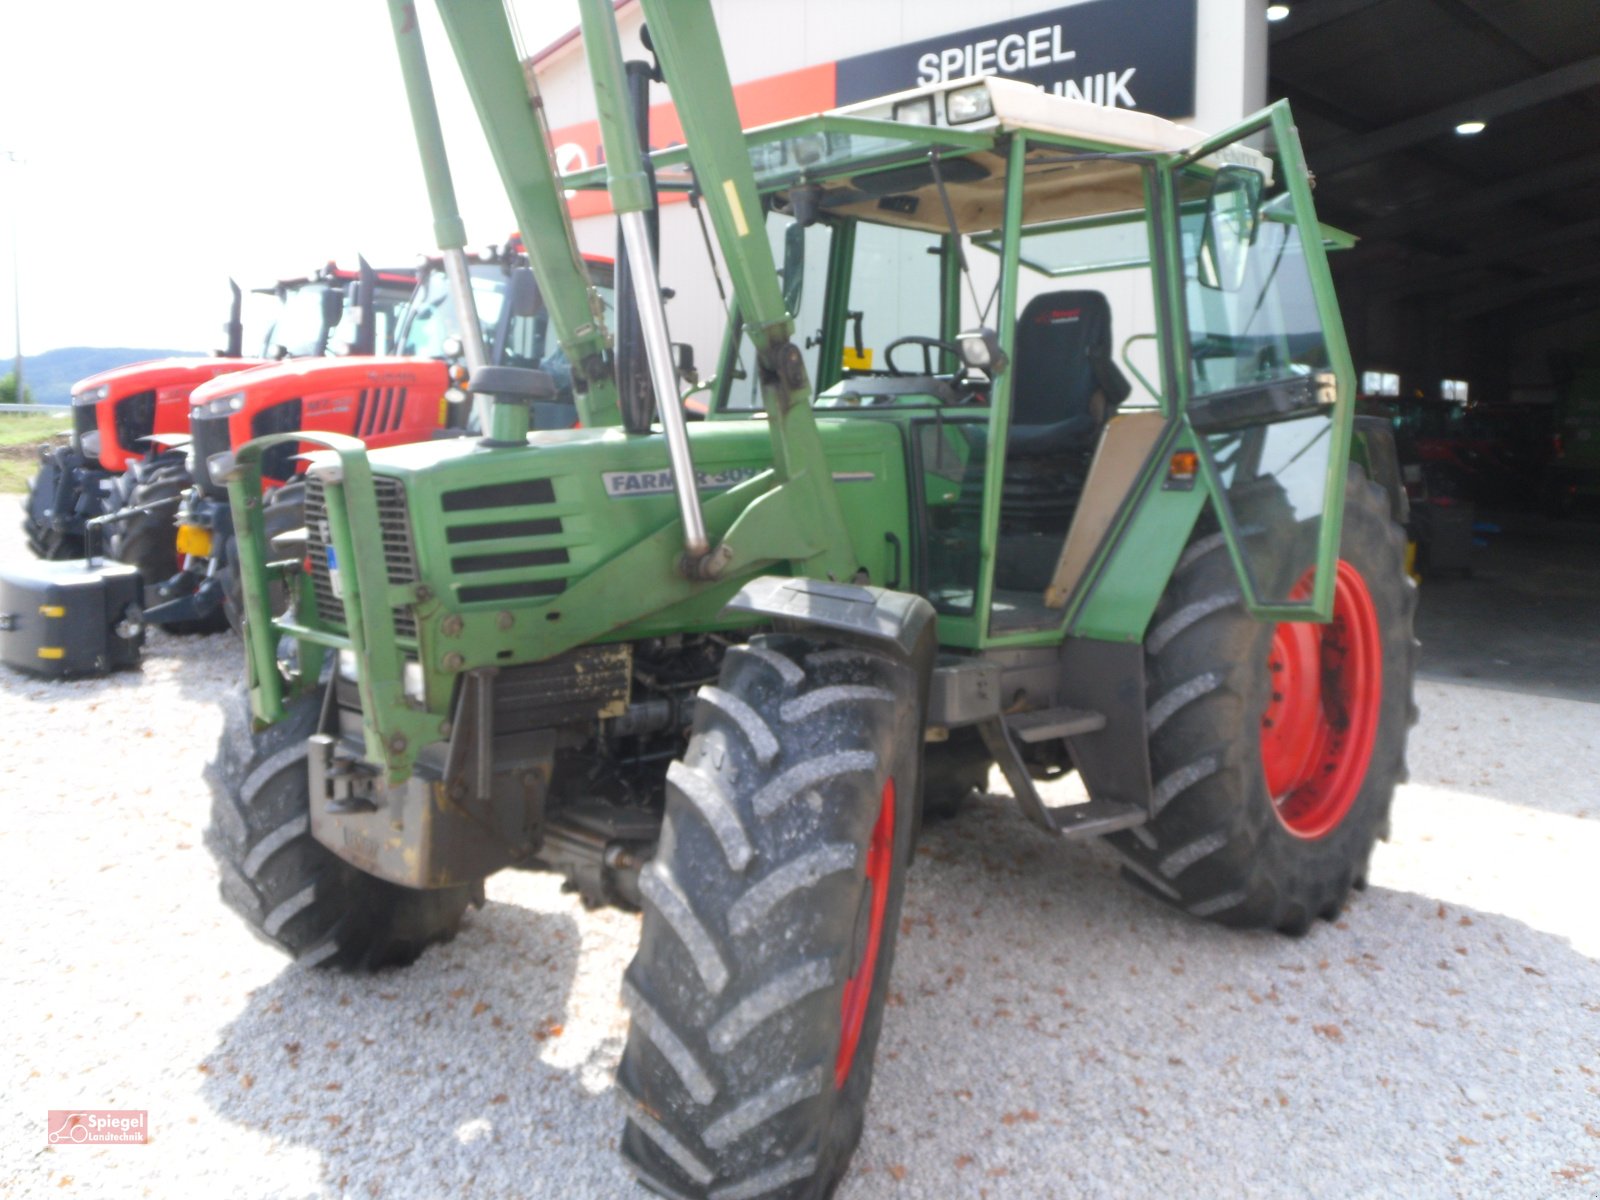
[208,2,1417,1196]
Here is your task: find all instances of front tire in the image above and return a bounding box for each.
[110,463,226,634]
[204,688,478,971]
[23,446,87,559]
[1109,466,1418,933]
[618,636,919,1199]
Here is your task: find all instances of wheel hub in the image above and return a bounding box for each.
[1259,560,1383,840]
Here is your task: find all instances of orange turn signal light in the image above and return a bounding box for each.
[1165,450,1199,491]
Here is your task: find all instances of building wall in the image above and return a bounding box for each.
[531,0,1268,377]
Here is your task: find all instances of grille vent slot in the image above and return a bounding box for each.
[304,474,419,638]
[354,387,410,437]
[442,479,555,511]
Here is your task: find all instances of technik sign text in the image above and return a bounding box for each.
[835,0,1197,118]
[547,0,1195,218]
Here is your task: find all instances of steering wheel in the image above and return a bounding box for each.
[884,335,964,377]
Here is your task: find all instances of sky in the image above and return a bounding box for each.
[0,0,582,358]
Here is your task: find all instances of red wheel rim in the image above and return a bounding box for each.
[835,779,894,1090]
[1259,560,1383,840]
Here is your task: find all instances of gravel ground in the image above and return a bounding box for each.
[2,515,1597,1199]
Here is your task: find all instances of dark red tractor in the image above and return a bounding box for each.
[145,248,615,631]
[22,262,417,565]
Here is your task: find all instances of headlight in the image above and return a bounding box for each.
[403,660,426,704]
[73,384,109,405]
[338,648,359,681]
[80,431,102,458]
[276,635,301,680]
[946,84,995,125]
[198,392,245,417]
[892,96,936,126]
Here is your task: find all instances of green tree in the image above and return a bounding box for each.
[0,372,33,405]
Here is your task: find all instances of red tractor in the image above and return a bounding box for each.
[145,248,615,631]
[21,261,416,564]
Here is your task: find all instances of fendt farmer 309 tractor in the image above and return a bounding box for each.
[21,262,414,565]
[208,3,1417,1197]
[156,247,616,632]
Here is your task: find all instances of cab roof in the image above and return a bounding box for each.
[562,76,1271,235]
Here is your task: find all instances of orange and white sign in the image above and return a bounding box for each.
[547,61,837,219]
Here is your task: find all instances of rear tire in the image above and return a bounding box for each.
[618,635,919,1199]
[1108,466,1418,933]
[204,688,478,971]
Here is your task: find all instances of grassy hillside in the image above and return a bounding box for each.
[15,346,203,406]
[0,410,71,493]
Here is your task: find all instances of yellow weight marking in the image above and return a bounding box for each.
[39,605,65,618]
[38,647,65,660]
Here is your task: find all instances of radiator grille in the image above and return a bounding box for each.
[188,412,232,498]
[304,474,419,638]
[70,402,97,457]
[112,390,157,459]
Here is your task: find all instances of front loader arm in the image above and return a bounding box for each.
[634,0,858,582]
[420,0,622,429]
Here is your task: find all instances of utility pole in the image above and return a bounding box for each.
[3,149,21,404]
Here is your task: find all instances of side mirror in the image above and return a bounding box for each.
[507,267,542,318]
[321,285,346,329]
[781,221,805,315]
[788,184,823,229]
[1198,165,1264,293]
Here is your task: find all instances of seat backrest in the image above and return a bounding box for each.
[1009,290,1130,454]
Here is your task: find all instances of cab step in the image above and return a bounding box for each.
[1005,706,1106,743]
[977,710,1146,841]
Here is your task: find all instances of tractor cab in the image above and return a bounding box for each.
[563,74,1355,644]
[391,249,616,430]
[255,262,418,361]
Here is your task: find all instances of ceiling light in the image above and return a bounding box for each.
[1455,120,1486,135]
[1266,5,1291,21]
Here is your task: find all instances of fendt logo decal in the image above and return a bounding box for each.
[603,467,762,498]
[602,469,876,498]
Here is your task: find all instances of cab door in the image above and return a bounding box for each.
[1173,104,1356,620]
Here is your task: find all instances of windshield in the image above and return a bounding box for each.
[393,264,508,358]
[1178,170,1328,396]
[260,283,337,358]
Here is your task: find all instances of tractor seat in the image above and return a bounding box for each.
[1007,290,1131,457]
